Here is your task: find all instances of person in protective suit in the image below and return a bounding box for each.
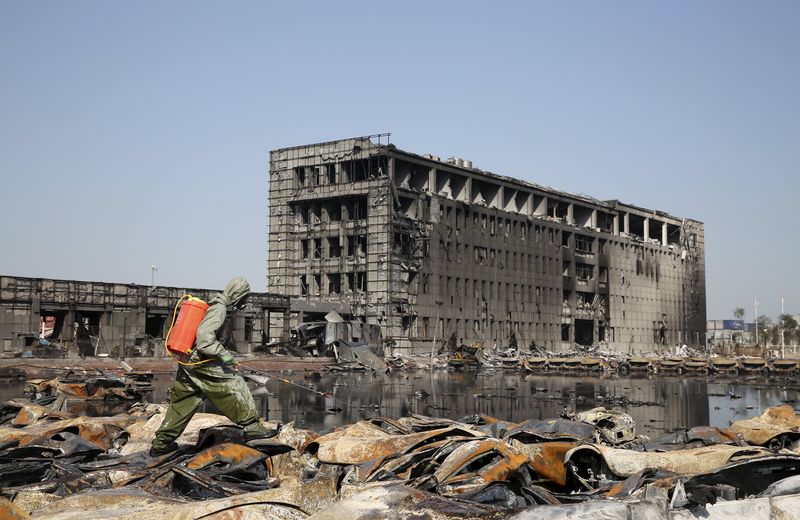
[150,277,272,456]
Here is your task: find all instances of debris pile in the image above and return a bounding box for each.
[265,312,384,363]
[2,398,800,519]
[23,371,150,402]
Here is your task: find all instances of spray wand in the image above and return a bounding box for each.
[237,362,351,406]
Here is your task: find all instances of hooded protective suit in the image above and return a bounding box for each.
[152,277,268,452]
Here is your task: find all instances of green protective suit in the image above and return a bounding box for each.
[152,277,268,450]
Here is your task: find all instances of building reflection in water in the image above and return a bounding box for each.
[188,371,797,435]
[3,371,796,436]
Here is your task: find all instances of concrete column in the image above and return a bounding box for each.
[522,192,532,214]
[590,209,597,229]
[61,309,75,342]
[662,222,668,246]
[102,307,113,350]
[613,215,620,235]
[463,177,472,203]
[429,167,437,194]
[234,314,248,354]
[264,309,271,343]
[536,196,548,216]
[644,218,650,241]
[30,293,41,339]
[495,185,504,209]
[567,203,574,225]
[623,213,630,234]
[283,309,291,338]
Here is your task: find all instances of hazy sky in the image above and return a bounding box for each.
[1,2,798,320]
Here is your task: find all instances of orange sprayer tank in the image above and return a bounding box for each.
[167,297,209,355]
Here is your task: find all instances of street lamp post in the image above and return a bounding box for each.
[781,298,785,359]
[754,298,759,345]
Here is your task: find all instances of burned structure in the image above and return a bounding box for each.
[0,275,290,357]
[268,135,706,353]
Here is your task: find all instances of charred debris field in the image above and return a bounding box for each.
[3,368,800,518]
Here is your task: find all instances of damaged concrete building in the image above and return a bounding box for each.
[268,135,706,353]
[0,275,290,357]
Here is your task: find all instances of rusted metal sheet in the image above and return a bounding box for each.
[276,422,320,452]
[683,454,800,500]
[368,416,413,435]
[431,438,529,496]
[310,421,482,465]
[186,442,268,472]
[0,399,61,426]
[504,418,596,444]
[646,426,743,451]
[397,414,464,432]
[566,443,768,478]
[730,405,800,447]
[24,377,142,401]
[509,440,577,487]
[0,415,131,451]
[0,498,30,520]
[606,469,652,498]
[457,414,517,438]
[361,437,474,483]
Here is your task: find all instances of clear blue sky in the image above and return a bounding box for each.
[1,2,798,320]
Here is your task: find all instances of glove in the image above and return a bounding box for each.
[220,352,237,367]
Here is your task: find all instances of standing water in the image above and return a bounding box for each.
[2,370,798,434]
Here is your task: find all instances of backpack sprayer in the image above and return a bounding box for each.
[164,295,213,366]
[163,295,349,403]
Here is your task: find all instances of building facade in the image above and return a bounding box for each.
[268,135,706,353]
[0,276,290,356]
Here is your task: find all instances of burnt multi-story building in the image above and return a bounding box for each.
[268,135,705,353]
[0,276,289,356]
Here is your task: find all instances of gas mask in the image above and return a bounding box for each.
[235,294,250,310]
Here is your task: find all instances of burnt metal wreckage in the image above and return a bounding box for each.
[264,312,386,372]
[3,376,800,520]
[379,335,800,378]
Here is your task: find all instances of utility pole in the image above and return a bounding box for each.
[781,298,785,359]
[754,298,759,345]
[149,265,158,287]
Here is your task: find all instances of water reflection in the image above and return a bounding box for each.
[2,370,799,435]
[199,370,800,435]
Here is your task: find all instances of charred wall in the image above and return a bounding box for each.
[0,276,290,357]
[267,135,706,354]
